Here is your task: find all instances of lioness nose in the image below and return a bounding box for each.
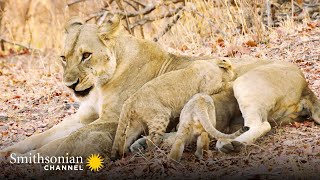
[66,79,79,91]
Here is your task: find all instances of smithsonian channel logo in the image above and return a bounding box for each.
[9,153,104,172]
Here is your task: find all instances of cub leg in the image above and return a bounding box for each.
[146,114,170,150]
[111,101,138,160]
[169,123,193,162]
[194,132,210,160]
[120,121,144,156]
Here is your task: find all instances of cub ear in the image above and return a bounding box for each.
[98,15,121,40]
[65,16,84,33]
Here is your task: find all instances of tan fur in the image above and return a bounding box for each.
[216,61,320,153]
[169,91,248,161]
[110,59,235,159]
[130,58,320,155]
[0,15,319,160]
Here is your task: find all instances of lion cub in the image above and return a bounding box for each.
[169,92,249,161]
[111,58,234,159]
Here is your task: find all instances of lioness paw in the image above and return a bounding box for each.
[0,151,10,159]
[216,139,243,153]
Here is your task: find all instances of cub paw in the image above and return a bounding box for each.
[216,139,243,153]
[194,151,203,160]
[129,137,147,153]
[168,151,181,163]
[110,151,120,161]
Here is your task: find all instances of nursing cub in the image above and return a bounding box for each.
[111,58,234,159]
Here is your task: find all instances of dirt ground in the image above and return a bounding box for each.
[0,22,320,179]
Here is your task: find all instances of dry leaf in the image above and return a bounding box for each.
[307,22,317,29]
[216,38,225,47]
[179,45,189,52]
[2,131,8,136]
[12,95,21,99]
[293,122,301,128]
[245,40,258,47]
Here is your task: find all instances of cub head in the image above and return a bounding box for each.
[60,15,121,99]
[216,58,235,81]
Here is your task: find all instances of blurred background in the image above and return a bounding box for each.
[0,0,318,54]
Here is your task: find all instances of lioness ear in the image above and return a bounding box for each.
[98,15,121,40]
[65,17,84,33]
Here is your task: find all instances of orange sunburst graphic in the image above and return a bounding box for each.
[86,154,104,172]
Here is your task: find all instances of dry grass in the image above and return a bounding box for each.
[0,0,317,53]
[0,0,270,52]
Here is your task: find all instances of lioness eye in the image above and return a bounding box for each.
[82,52,92,62]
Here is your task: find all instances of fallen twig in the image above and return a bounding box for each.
[0,38,41,52]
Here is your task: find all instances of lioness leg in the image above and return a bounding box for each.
[217,111,271,153]
[217,79,272,152]
[0,115,83,157]
[304,87,320,124]
[0,103,98,157]
[51,119,117,158]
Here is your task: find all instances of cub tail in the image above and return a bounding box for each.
[194,94,248,139]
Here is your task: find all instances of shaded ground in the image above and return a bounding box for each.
[0,22,320,179]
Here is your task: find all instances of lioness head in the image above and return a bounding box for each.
[60,15,121,98]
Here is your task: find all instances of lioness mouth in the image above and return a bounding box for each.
[74,86,94,97]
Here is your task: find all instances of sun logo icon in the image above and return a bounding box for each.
[86,154,104,172]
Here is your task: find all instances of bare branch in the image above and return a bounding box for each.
[122,3,157,17]
[97,11,108,26]
[188,10,226,37]
[130,0,146,8]
[116,0,134,35]
[90,0,186,20]
[124,0,139,11]
[67,0,87,6]
[129,6,184,29]
[92,3,156,19]
[153,11,183,42]
[104,0,115,8]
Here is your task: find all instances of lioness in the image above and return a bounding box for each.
[216,61,320,153]
[0,15,319,160]
[110,58,234,159]
[169,90,248,161]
